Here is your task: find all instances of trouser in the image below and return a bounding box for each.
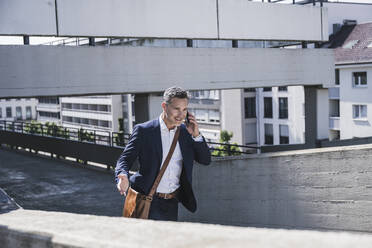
[148,195,179,221]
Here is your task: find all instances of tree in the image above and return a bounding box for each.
[212,130,241,156]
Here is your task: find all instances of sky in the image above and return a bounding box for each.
[0,0,371,45]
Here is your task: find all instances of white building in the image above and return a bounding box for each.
[60,95,123,134]
[0,98,37,122]
[326,22,372,140]
[36,97,61,124]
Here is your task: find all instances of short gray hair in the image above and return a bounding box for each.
[163,86,190,104]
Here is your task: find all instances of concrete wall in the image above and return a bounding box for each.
[221,89,244,145]
[2,210,372,248]
[339,65,372,139]
[317,88,329,140]
[179,144,372,232]
[0,0,327,41]
[148,94,163,121]
[0,45,335,98]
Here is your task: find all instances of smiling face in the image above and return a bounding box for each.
[161,97,188,129]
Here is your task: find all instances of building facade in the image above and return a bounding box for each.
[0,98,37,122]
[325,22,372,140]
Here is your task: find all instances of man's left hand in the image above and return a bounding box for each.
[185,112,200,138]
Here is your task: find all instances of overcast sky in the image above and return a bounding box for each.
[0,0,371,45]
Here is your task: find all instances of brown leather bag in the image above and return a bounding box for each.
[123,127,180,219]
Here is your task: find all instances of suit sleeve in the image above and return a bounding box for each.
[192,136,211,165]
[114,125,141,183]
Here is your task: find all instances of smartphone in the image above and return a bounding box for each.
[185,111,190,125]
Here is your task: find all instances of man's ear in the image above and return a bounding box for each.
[161,102,166,112]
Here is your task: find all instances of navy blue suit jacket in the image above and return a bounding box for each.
[115,118,211,212]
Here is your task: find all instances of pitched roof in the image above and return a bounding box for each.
[322,22,372,65]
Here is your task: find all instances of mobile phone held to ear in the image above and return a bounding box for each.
[185,111,190,125]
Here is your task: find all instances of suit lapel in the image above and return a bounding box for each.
[178,125,188,162]
[153,119,163,166]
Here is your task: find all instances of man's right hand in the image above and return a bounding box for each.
[117,174,129,196]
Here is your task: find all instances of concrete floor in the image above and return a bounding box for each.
[0,146,124,217]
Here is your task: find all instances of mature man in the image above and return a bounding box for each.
[115,86,211,221]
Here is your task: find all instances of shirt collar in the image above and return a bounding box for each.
[159,115,177,132]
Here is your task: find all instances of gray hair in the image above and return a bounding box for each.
[163,86,190,104]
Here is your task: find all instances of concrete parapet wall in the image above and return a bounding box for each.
[1,209,372,248]
[0,0,327,41]
[0,46,334,98]
[179,144,372,232]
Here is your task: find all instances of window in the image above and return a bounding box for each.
[264,124,273,145]
[353,72,367,87]
[195,109,208,122]
[263,87,272,92]
[279,97,288,119]
[26,106,32,120]
[244,97,256,118]
[39,111,60,119]
[208,110,220,123]
[6,107,12,118]
[38,97,59,104]
[244,88,256,92]
[62,116,72,122]
[335,69,340,85]
[279,125,289,144]
[16,106,22,120]
[353,105,367,119]
[99,120,110,128]
[278,86,288,91]
[264,97,273,118]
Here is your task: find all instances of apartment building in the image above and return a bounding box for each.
[324,22,372,140]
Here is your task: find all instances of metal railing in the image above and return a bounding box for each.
[0,120,260,156]
[0,120,131,147]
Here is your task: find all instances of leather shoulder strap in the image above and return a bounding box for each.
[148,126,180,197]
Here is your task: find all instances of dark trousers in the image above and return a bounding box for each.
[148,196,178,221]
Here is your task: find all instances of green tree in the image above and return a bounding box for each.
[113,118,125,146]
[212,130,241,156]
[24,120,42,135]
[78,128,95,143]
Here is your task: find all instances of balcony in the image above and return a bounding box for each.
[328,87,340,99]
[329,117,340,130]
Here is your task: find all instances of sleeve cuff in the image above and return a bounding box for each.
[192,134,204,142]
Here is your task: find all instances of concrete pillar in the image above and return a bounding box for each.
[134,94,150,125]
[23,36,29,45]
[304,86,317,147]
[134,93,163,124]
[304,86,329,147]
[89,37,95,46]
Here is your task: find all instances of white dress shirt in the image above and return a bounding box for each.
[157,116,183,193]
[157,116,203,193]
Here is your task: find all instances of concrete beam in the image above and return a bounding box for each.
[218,1,328,41]
[0,0,328,42]
[0,0,57,36]
[0,46,335,98]
[1,209,372,247]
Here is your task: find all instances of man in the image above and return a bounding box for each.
[115,86,211,221]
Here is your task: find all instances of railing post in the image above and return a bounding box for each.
[94,130,96,144]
